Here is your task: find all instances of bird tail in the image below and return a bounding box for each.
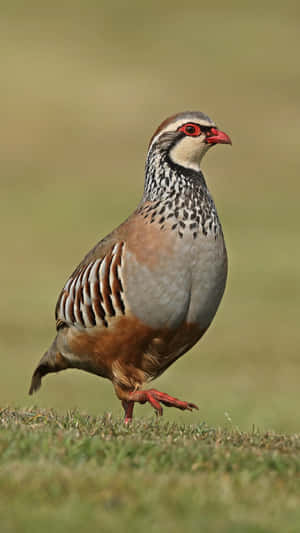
[29,336,68,395]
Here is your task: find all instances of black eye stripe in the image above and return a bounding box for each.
[200,126,211,133]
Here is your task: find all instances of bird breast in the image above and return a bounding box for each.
[123,217,227,332]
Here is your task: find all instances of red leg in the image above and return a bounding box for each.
[122,400,134,424]
[128,389,198,416]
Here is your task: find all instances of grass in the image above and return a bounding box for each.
[1,407,300,533]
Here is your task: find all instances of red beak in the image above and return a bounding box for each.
[205,127,232,145]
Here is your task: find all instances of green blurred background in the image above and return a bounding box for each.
[1,0,300,432]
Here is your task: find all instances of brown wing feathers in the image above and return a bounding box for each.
[55,242,126,330]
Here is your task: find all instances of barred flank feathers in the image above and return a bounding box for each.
[55,241,126,331]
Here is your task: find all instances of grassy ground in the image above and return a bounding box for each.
[1,407,300,533]
[1,0,300,531]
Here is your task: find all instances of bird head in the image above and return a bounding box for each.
[148,111,231,172]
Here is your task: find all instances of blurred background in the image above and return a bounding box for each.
[1,0,300,432]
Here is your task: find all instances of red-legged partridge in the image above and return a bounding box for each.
[29,111,231,422]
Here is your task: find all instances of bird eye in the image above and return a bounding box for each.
[178,123,202,137]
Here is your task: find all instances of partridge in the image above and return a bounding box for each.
[29,111,231,422]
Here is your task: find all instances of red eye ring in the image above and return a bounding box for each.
[178,123,202,137]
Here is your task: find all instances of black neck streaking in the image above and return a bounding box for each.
[139,145,222,239]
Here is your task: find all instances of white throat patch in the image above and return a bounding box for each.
[169,135,211,171]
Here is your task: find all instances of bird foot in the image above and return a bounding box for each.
[122,389,198,422]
